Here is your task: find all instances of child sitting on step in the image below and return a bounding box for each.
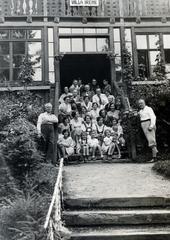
[88,130,103,160]
[80,131,90,161]
[111,132,121,159]
[102,129,115,158]
[57,129,75,159]
[111,117,125,147]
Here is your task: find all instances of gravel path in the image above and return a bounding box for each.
[63,163,170,199]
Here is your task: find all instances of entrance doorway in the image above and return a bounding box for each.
[60,54,111,91]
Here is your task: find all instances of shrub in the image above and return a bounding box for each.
[0,91,43,131]
[2,117,44,183]
[153,160,170,178]
[0,193,50,240]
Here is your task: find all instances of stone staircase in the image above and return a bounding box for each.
[63,197,170,239]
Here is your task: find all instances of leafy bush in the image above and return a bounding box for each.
[0,91,43,131]
[0,162,58,240]
[23,163,59,195]
[153,160,170,178]
[2,117,44,183]
[0,193,50,240]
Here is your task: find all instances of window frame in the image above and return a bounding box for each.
[0,27,43,85]
[58,27,110,54]
[136,33,161,79]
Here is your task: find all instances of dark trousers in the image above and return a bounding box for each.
[41,124,54,163]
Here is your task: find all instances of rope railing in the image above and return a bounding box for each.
[44,158,71,240]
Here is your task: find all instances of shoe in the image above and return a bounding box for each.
[148,158,156,163]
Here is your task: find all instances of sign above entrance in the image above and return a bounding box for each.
[70,0,99,7]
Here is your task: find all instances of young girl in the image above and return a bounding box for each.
[102,129,115,157]
[82,114,96,137]
[57,129,75,159]
[58,116,71,139]
[95,117,108,146]
[70,111,83,142]
[111,118,125,147]
[88,130,103,160]
[111,131,121,159]
[80,131,90,161]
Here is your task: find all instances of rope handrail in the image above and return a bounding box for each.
[44,158,64,230]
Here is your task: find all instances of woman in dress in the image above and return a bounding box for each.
[90,102,100,123]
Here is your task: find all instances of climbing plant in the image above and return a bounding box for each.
[17,55,35,86]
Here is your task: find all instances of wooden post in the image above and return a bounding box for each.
[128,118,137,160]
[43,0,48,22]
[109,27,116,95]
[53,55,62,164]
[53,26,60,164]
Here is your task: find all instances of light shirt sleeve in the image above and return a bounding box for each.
[37,113,43,134]
[148,107,156,128]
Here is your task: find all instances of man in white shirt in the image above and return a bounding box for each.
[138,99,158,162]
[92,88,108,109]
[37,103,58,163]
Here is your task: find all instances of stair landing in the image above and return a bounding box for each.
[63,163,170,207]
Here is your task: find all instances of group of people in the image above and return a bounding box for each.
[37,78,158,163]
[57,78,125,161]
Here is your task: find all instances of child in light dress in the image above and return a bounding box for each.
[102,129,115,157]
[57,129,75,159]
[111,118,125,147]
[88,130,103,160]
[80,131,90,161]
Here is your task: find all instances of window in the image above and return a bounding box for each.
[28,42,42,81]
[125,28,132,54]
[0,29,42,84]
[114,28,122,82]
[59,28,109,53]
[163,34,170,78]
[136,34,159,79]
[59,28,109,35]
[48,28,55,84]
[72,38,83,52]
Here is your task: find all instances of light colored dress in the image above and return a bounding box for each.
[88,137,99,148]
[90,109,100,123]
[102,136,113,153]
[58,136,75,156]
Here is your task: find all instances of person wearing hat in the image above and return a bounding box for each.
[138,99,158,162]
[37,103,58,163]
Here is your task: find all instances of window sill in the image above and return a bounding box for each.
[0,85,51,91]
[132,80,168,85]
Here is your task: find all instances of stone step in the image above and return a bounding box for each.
[64,197,170,210]
[63,209,170,226]
[69,225,170,240]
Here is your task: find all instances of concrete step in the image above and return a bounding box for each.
[63,209,170,226]
[69,225,170,240]
[64,197,170,209]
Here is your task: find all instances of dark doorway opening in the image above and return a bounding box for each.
[60,54,111,91]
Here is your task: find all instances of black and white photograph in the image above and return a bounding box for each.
[0,0,170,239]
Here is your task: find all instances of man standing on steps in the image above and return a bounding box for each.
[138,99,158,162]
[37,103,58,164]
